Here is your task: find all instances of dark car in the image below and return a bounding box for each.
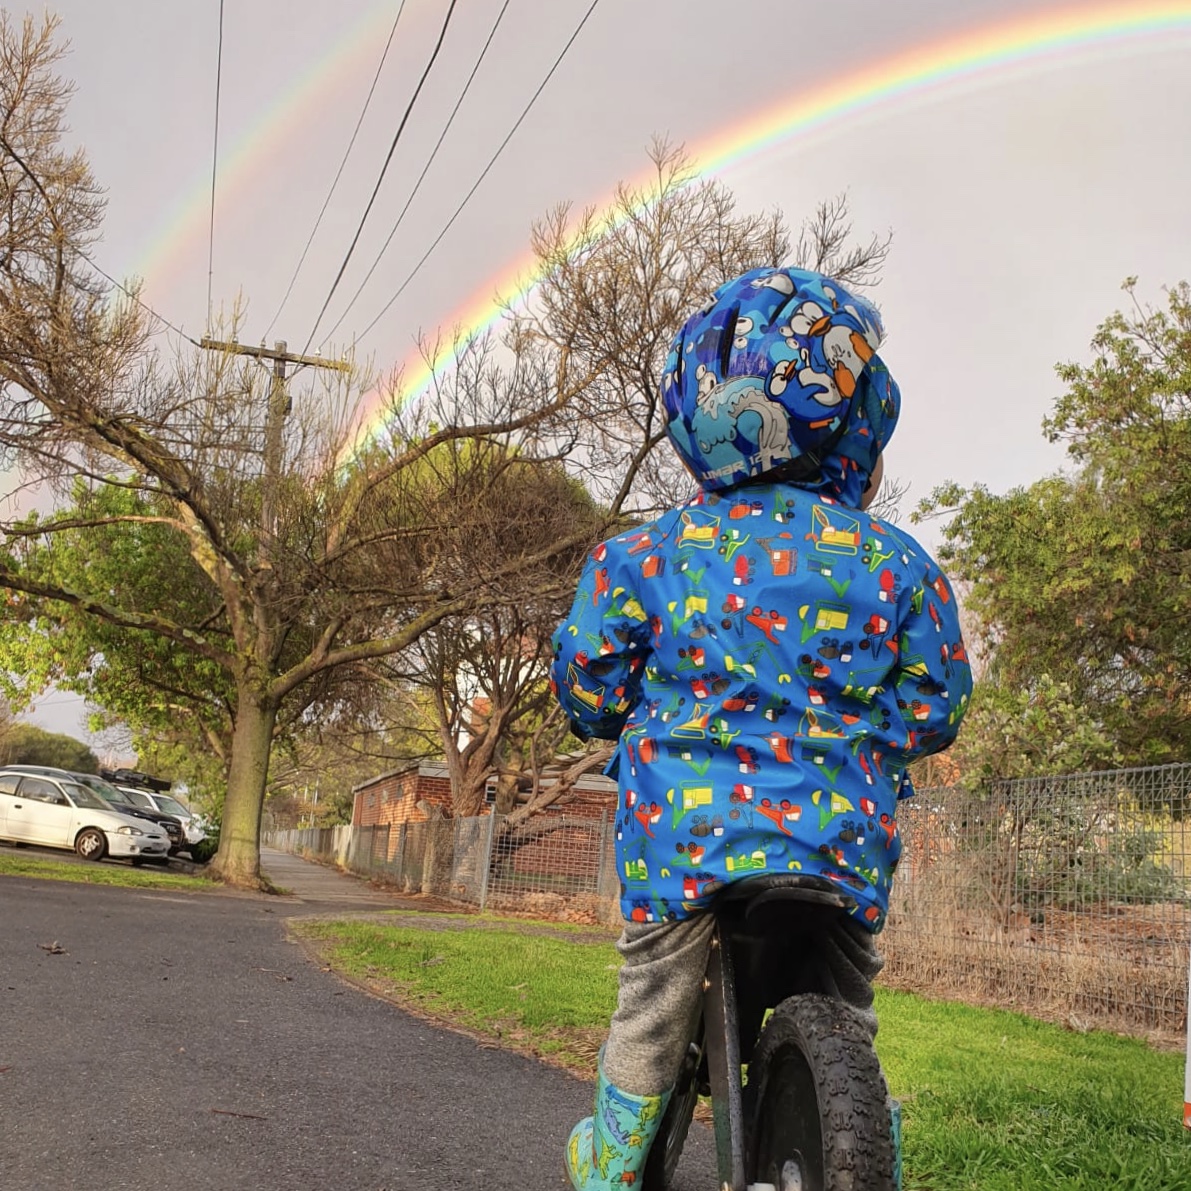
[2,765,186,856]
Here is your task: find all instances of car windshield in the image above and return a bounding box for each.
[76,775,134,804]
[120,789,154,808]
[61,782,110,811]
[154,794,190,818]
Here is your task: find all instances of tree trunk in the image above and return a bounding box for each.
[452,767,489,819]
[211,682,279,889]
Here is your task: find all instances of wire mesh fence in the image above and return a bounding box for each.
[264,762,1191,1042]
[264,813,621,923]
[884,764,1191,1042]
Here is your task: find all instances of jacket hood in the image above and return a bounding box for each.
[660,266,901,505]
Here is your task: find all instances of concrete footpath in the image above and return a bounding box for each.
[259,845,414,911]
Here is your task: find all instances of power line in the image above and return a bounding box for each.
[350,0,602,348]
[86,254,201,346]
[264,1,409,340]
[318,0,511,346]
[303,0,460,353]
[206,0,226,331]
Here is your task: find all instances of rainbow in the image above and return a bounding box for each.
[128,2,1191,452]
[342,0,1191,453]
[133,0,427,294]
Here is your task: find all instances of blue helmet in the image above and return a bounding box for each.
[660,266,900,501]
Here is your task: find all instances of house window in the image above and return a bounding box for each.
[484,779,498,807]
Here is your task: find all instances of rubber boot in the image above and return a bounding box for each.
[565,1050,671,1191]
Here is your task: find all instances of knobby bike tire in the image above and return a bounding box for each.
[641,1040,703,1191]
[745,994,895,1191]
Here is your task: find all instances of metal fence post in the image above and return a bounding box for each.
[1184,942,1190,1129]
[395,822,407,884]
[478,812,498,911]
[595,815,611,898]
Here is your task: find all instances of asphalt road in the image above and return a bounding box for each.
[0,858,715,1190]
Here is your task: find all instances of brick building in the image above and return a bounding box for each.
[351,761,617,828]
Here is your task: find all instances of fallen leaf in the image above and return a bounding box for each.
[251,966,293,982]
[38,941,67,955]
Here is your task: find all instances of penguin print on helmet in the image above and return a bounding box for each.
[661,267,898,501]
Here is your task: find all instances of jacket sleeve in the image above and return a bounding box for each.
[888,547,972,761]
[551,537,652,741]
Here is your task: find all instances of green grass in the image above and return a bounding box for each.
[296,917,1191,1191]
[876,989,1189,1189]
[294,918,619,1061]
[341,908,616,936]
[0,852,214,891]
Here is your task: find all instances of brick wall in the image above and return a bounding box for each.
[351,763,617,874]
[353,764,617,827]
[551,782,616,822]
[504,821,606,880]
[352,768,456,829]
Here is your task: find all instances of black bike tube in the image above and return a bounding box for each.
[703,930,747,1191]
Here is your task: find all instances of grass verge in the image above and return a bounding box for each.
[294,916,617,1067]
[0,852,214,891]
[294,916,1191,1191]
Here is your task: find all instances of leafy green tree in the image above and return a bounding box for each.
[919,281,1191,764]
[0,481,236,762]
[0,722,98,771]
[947,676,1121,789]
[379,459,606,818]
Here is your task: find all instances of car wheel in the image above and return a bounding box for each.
[75,827,108,862]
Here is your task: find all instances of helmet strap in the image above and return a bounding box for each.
[738,405,852,488]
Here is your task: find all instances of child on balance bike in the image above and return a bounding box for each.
[551,266,971,1189]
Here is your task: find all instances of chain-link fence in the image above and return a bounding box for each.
[265,762,1191,1041]
[264,812,622,924]
[885,764,1191,1041]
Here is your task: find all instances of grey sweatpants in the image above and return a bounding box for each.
[601,912,885,1096]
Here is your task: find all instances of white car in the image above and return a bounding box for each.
[116,786,208,850]
[0,770,171,863]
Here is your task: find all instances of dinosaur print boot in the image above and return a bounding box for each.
[565,1051,671,1191]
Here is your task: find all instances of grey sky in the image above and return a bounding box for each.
[12,0,1191,740]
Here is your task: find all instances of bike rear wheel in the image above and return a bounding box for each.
[745,994,895,1191]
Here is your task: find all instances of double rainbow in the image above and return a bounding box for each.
[137,1,1191,452]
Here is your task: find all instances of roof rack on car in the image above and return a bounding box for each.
[100,767,172,793]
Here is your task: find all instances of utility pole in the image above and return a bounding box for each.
[199,338,350,539]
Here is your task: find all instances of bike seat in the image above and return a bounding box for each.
[711,873,854,919]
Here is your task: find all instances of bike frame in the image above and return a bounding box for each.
[697,877,900,1191]
[703,920,749,1190]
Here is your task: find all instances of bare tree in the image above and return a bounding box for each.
[519,143,890,517]
[0,18,608,887]
[0,23,893,881]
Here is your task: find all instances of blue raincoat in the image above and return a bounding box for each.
[551,268,971,931]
